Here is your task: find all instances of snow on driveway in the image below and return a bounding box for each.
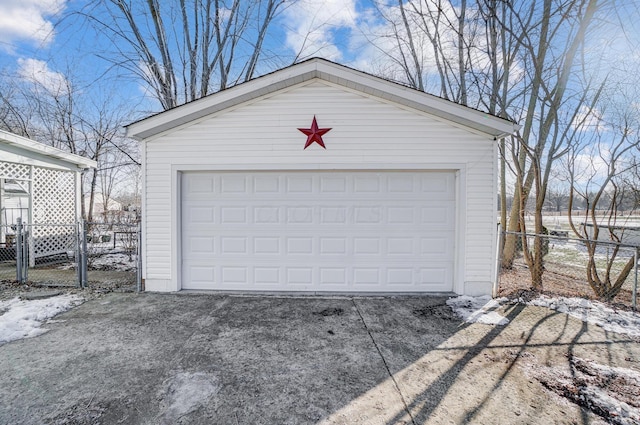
[446,295,510,325]
[0,294,84,345]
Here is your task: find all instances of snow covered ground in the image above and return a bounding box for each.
[58,252,137,272]
[527,295,640,339]
[446,295,510,325]
[89,252,137,272]
[0,294,84,345]
[447,294,640,340]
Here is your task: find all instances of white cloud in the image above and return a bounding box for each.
[17,57,69,95]
[348,2,471,85]
[348,1,527,101]
[569,143,611,190]
[282,0,359,61]
[572,105,606,132]
[0,0,66,48]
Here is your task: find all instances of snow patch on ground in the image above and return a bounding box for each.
[448,294,640,339]
[532,356,640,425]
[89,252,137,272]
[0,294,84,344]
[446,295,510,325]
[527,296,640,339]
[157,372,220,421]
[58,252,137,272]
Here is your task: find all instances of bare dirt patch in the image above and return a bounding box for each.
[0,276,136,302]
[498,263,637,310]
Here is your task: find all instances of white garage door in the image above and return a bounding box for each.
[181,171,455,292]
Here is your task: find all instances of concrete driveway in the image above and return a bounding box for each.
[0,292,637,424]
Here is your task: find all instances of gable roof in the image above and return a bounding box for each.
[126,58,518,141]
[0,129,97,170]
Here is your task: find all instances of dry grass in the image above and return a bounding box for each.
[498,261,637,310]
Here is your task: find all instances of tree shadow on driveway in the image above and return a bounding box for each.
[0,293,637,424]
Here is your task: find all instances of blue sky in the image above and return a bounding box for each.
[0,0,371,116]
[0,0,638,121]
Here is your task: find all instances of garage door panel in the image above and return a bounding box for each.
[220,174,247,193]
[253,175,280,192]
[319,237,347,255]
[421,206,454,225]
[184,233,453,258]
[286,175,314,192]
[255,267,280,285]
[181,171,455,292]
[183,263,215,288]
[353,268,379,285]
[185,206,215,223]
[320,176,347,193]
[287,267,313,285]
[183,264,453,292]
[420,173,456,199]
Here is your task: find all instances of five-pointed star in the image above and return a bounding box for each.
[298,116,332,149]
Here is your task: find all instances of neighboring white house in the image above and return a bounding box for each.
[85,195,123,222]
[0,130,97,259]
[127,58,518,296]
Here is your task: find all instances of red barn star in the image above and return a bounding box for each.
[298,116,331,149]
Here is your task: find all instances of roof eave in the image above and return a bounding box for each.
[0,130,97,170]
[127,58,518,141]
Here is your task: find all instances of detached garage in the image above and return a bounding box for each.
[127,58,517,296]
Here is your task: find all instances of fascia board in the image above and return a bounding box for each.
[314,60,518,138]
[0,130,97,170]
[126,61,322,140]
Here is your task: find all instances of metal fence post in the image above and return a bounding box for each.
[76,221,82,288]
[16,217,23,283]
[22,225,28,282]
[633,248,638,311]
[78,219,87,288]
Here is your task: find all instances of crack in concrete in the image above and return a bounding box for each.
[351,298,417,425]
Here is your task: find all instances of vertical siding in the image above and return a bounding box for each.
[144,81,496,293]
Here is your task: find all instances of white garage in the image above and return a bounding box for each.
[127,58,517,295]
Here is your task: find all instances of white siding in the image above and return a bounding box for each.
[144,80,497,294]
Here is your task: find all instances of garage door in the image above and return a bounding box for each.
[181,171,455,292]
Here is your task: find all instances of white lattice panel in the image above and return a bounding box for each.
[30,168,77,259]
[30,224,77,260]
[33,167,75,224]
[0,161,30,180]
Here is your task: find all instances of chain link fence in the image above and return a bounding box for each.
[0,218,141,292]
[498,231,638,309]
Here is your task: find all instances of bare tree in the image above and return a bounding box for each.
[0,66,138,222]
[0,81,33,137]
[494,0,603,290]
[81,0,291,110]
[566,106,640,300]
[369,0,483,104]
[363,0,606,290]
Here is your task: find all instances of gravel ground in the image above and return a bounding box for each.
[0,277,136,302]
